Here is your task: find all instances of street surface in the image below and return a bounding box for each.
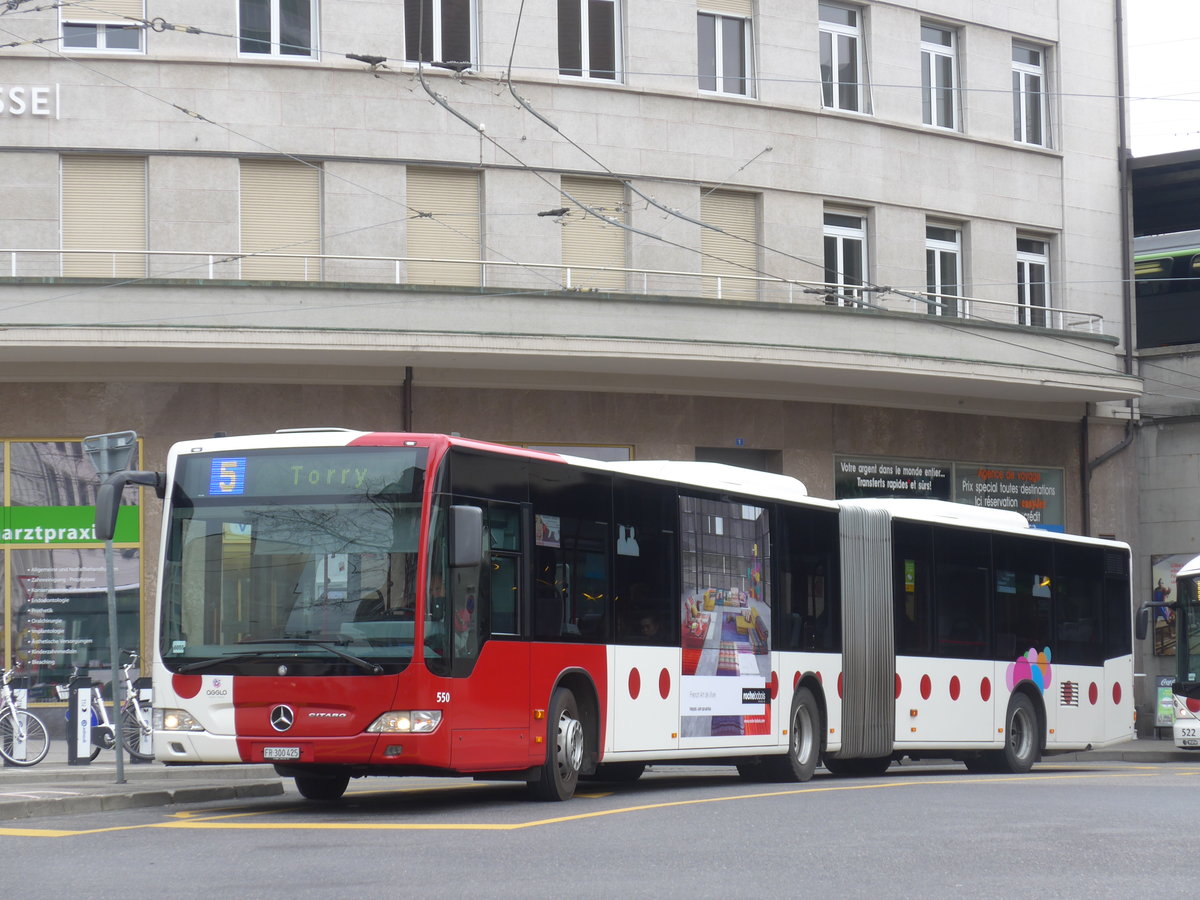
[2,760,1196,898]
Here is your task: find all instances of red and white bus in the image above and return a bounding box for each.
[105,429,1133,801]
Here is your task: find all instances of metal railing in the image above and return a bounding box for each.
[2,248,1106,334]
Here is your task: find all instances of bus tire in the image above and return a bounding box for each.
[584,762,645,783]
[294,771,350,801]
[528,687,584,802]
[998,692,1039,774]
[742,687,821,783]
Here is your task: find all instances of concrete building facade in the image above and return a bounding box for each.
[0,2,1147,713]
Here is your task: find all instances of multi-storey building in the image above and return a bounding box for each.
[0,4,1146,714]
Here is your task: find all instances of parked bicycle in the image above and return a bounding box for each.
[57,651,153,761]
[0,666,50,766]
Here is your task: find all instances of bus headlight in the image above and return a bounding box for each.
[367,710,442,733]
[1176,697,1200,720]
[154,708,205,732]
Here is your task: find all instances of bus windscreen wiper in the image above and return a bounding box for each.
[177,639,383,675]
[235,637,384,674]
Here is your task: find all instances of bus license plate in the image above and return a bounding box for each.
[1182,738,1199,747]
[263,747,301,761]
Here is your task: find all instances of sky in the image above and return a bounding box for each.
[1128,0,1200,157]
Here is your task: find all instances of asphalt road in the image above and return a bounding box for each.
[2,759,1196,899]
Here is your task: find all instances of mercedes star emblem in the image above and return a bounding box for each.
[270,704,295,732]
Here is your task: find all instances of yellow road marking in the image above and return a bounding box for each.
[0,767,1164,839]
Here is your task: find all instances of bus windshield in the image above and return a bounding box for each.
[159,447,427,674]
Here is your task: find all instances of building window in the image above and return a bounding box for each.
[559,0,619,80]
[1012,42,1048,146]
[239,159,322,281]
[823,211,867,306]
[925,224,962,316]
[61,0,144,53]
[405,0,474,68]
[1016,236,1050,326]
[920,23,957,130]
[239,0,317,57]
[698,10,753,97]
[61,155,146,277]
[702,189,758,300]
[407,167,481,287]
[819,2,865,112]
[560,177,627,291]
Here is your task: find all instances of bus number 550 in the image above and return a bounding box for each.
[436,692,451,704]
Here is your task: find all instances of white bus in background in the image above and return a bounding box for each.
[1140,554,1200,749]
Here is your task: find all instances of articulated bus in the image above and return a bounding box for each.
[102,429,1134,801]
[1140,555,1200,750]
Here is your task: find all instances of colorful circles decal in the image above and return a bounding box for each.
[628,668,641,700]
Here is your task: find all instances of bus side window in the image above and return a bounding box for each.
[529,463,612,642]
[613,478,677,646]
[893,522,933,656]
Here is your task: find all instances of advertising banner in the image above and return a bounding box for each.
[834,454,1065,531]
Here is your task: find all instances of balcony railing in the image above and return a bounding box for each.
[2,249,1106,334]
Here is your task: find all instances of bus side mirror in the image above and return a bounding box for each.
[449,505,484,569]
[95,471,165,541]
[1135,604,1151,642]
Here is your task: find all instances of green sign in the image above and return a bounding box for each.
[0,506,139,544]
[1157,676,1176,727]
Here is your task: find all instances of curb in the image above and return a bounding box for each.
[0,781,284,822]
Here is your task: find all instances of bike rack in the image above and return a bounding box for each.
[65,678,92,766]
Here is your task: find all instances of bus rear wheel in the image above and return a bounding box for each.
[294,771,350,801]
[528,687,584,801]
[998,692,1039,773]
[739,687,821,783]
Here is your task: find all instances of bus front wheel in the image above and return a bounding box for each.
[294,770,350,801]
[528,687,583,802]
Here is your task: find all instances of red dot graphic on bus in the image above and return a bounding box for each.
[980,677,992,702]
[769,671,779,700]
[659,668,671,700]
[920,674,932,700]
[837,672,844,699]
[1089,682,1099,705]
[949,676,961,701]
[628,668,641,700]
[172,673,202,699]
[793,671,802,691]
[894,673,902,699]
[1188,697,1200,714]
[1112,682,1122,705]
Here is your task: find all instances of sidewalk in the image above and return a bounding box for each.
[0,741,284,821]
[1,738,1195,823]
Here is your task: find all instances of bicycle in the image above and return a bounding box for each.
[0,666,50,766]
[57,651,153,761]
